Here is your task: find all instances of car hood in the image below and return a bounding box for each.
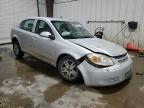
[69,38,127,57]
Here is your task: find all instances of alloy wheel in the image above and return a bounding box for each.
[60,59,78,80]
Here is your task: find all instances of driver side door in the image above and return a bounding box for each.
[32,20,55,62]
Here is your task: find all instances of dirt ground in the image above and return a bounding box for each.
[0,44,144,108]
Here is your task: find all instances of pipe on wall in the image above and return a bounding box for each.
[37,0,40,17]
[87,20,125,24]
[54,0,78,4]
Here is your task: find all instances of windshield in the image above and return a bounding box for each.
[51,21,94,39]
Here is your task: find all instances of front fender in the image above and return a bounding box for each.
[53,40,92,67]
[56,49,85,61]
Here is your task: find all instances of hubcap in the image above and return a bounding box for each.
[60,60,78,80]
[13,43,19,55]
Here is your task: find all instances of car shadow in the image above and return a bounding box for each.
[16,54,61,80]
[92,78,130,94]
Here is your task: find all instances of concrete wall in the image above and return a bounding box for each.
[53,0,144,47]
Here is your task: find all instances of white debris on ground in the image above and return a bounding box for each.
[139,86,144,92]
[0,74,107,108]
[0,74,59,108]
[51,86,107,108]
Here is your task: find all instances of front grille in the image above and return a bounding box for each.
[113,53,127,59]
[113,53,128,63]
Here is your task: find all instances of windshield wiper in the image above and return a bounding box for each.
[82,36,94,38]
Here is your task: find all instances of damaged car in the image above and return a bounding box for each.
[11,17,133,86]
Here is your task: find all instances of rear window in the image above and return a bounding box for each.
[20,19,35,32]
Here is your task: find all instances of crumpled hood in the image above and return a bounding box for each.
[69,38,127,56]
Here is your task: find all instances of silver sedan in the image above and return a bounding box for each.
[11,17,133,86]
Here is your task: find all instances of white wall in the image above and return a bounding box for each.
[38,0,47,17]
[0,0,38,41]
[53,0,144,47]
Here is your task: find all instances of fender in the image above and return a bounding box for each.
[53,40,92,67]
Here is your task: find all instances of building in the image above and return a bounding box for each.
[53,0,144,47]
[0,0,38,43]
[1,0,144,48]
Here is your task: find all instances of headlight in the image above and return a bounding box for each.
[86,53,114,67]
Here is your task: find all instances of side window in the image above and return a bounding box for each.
[20,19,34,32]
[35,20,53,35]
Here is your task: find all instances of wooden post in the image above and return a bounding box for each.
[46,0,54,17]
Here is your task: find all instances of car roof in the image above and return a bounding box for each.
[26,17,76,22]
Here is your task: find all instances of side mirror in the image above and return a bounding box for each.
[40,32,55,40]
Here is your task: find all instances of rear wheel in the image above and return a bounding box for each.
[13,40,24,58]
[58,55,82,83]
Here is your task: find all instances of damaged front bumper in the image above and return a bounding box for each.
[77,55,133,86]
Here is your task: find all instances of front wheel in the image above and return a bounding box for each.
[13,40,24,58]
[58,55,82,83]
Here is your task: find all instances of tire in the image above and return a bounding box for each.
[12,40,24,58]
[58,55,82,83]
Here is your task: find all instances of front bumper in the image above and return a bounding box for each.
[77,55,133,86]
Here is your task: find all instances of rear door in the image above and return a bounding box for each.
[19,19,35,52]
